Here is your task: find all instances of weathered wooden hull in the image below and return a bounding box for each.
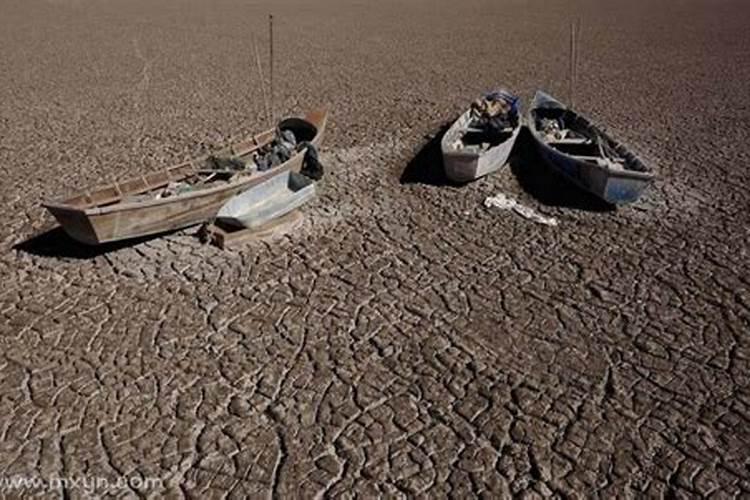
[441,108,520,183]
[528,91,653,205]
[44,109,327,245]
[45,161,299,244]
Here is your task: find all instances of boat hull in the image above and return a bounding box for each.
[528,91,653,205]
[44,109,327,245]
[534,141,652,205]
[441,108,520,183]
[46,163,297,244]
[217,171,316,229]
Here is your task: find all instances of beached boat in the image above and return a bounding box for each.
[43,109,328,245]
[216,170,316,229]
[528,91,654,204]
[441,90,522,183]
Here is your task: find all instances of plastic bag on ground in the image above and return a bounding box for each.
[484,193,559,226]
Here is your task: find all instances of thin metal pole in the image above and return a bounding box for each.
[570,18,581,107]
[569,20,575,107]
[576,18,581,105]
[253,35,270,126]
[269,14,274,123]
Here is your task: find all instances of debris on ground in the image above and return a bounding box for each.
[484,193,559,226]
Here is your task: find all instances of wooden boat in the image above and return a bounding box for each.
[216,171,316,229]
[43,109,328,245]
[528,91,654,204]
[441,90,522,183]
[201,210,303,250]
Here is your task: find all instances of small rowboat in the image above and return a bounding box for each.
[216,171,316,229]
[43,109,328,245]
[528,91,654,204]
[441,90,522,183]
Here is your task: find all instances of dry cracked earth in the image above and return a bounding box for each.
[1,0,749,498]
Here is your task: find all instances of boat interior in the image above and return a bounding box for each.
[447,115,517,153]
[532,107,648,172]
[279,117,318,143]
[219,171,314,218]
[59,162,204,210]
[54,117,321,211]
[461,128,515,149]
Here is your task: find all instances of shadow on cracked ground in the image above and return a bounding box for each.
[509,128,615,212]
[14,226,175,259]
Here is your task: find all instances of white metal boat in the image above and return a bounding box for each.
[216,171,316,229]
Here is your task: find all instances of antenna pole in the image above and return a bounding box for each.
[569,18,581,107]
[269,14,274,123]
[569,20,575,106]
[252,35,270,127]
[577,18,581,105]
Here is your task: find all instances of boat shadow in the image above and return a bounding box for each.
[399,118,467,187]
[509,128,615,212]
[14,226,169,259]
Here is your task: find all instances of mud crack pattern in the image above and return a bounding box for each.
[1,0,749,497]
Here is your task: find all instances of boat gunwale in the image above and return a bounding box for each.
[74,162,292,216]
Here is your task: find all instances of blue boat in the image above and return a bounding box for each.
[528,91,654,205]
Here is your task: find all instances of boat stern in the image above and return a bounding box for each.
[602,174,653,205]
[42,203,102,245]
[443,151,480,183]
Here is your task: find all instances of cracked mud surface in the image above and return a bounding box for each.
[1,0,749,497]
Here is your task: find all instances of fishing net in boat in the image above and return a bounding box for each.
[253,129,298,171]
[253,128,324,180]
[207,155,246,171]
[470,90,520,133]
[299,142,323,180]
[456,90,521,152]
[540,118,566,141]
[198,118,323,180]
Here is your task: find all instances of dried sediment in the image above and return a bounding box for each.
[0,0,748,497]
